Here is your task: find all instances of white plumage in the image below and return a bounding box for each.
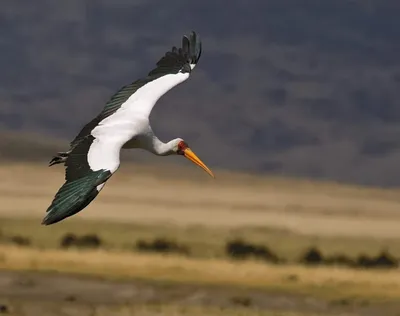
[88,72,191,173]
[43,31,214,226]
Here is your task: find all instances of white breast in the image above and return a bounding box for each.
[122,71,190,118]
[87,71,190,176]
[92,71,189,143]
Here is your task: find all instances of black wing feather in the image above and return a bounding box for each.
[50,31,202,163]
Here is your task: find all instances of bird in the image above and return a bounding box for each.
[42,31,214,226]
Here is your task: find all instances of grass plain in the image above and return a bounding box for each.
[2,245,400,301]
[1,162,400,315]
[0,297,331,316]
[2,162,400,235]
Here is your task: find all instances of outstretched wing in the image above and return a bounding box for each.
[43,135,122,225]
[44,31,202,225]
[68,31,202,153]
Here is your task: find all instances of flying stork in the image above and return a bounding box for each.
[42,31,214,226]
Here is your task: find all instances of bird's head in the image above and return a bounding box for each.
[171,138,215,178]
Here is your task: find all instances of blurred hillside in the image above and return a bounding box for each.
[1,1,400,186]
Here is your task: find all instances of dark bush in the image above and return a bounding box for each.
[226,239,254,260]
[356,254,375,268]
[226,239,280,263]
[136,238,190,256]
[356,251,398,269]
[230,296,252,307]
[60,233,102,249]
[0,304,8,314]
[0,231,31,247]
[373,250,398,268]
[300,247,323,265]
[9,235,31,246]
[324,254,356,267]
[78,234,102,248]
[301,248,398,269]
[60,233,78,248]
[65,295,77,302]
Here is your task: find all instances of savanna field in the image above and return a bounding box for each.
[2,2,400,316]
[0,162,400,315]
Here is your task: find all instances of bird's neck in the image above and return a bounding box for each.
[151,136,173,156]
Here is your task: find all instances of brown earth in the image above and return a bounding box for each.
[1,162,400,315]
[0,270,399,316]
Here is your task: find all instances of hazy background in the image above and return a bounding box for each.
[1,0,400,186]
[2,3,400,315]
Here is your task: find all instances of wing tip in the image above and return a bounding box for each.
[41,204,64,225]
[43,170,110,226]
[41,213,56,225]
[149,31,202,76]
[182,30,202,66]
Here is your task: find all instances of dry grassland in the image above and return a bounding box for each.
[0,162,399,260]
[3,215,400,261]
[0,162,400,238]
[0,297,327,316]
[1,162,400,315]
[1,245,400,302]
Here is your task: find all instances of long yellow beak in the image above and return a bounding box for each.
[183,148,215,178]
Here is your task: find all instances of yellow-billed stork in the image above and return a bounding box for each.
[43,31,214,225]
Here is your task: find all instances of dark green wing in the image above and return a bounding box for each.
[68,31,202,152]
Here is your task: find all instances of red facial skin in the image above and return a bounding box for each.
[177,141,189,155]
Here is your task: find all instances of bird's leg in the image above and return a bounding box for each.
[49,151,70,167]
